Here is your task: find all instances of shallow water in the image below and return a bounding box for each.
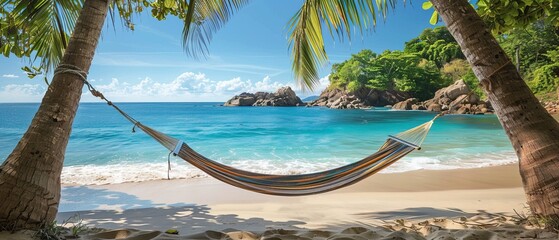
[0,103,515,185]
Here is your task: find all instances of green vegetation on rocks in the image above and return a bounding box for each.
[328,27,459,101]
[328,21,559,102]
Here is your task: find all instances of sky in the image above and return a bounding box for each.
[0,1,437,102]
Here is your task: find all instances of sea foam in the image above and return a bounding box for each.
[61,151,518,185]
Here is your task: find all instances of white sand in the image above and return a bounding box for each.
[46,164,559,239]
[2,164,555,239]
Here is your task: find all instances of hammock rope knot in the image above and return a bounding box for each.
[55,64,140,125]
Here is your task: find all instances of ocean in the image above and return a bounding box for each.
[0,102,516,185]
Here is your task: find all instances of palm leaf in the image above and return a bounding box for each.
[287,0,396,90]
[3,0,152,75]
[7,0,83,74]
[429,10,438,25]
[182,0,249,59]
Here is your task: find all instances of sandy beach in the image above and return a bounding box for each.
[31,164,551,239]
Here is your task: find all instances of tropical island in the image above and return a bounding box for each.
[225,25,559,116]
[1,0,559,240]
[224,86,304,106]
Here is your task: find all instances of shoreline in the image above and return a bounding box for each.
[59,156,519,186]
[59,162,522,191]
[58,164,528,235]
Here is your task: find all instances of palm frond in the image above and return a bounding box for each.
[9,0,83,74]
[182,0,249,59]
[287,0,396,90]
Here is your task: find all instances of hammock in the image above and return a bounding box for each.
[55,64,439,196]
[135,119,436,196]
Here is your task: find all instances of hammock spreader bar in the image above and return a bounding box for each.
[172,140,184,155]
[387,135,420,149]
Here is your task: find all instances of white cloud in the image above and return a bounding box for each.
[215,77,251,92]
[0,72,304,102]
[2,74,19,78]
[316,74,330,92]
[81,72,295,102]
[0,84,45,102]
[251,76,290,93]
[4,84,42,95]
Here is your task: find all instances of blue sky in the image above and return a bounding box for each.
[0,1,436,102]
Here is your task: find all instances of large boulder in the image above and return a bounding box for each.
[427,103,442,112]
[421,79,492,114]
[449,94,479,108]
[391,79,493,114]
[224,92,257,106]
[224,87,304,107]
[268,86,304,106]
[543,100,559,114]
[412,104,426,110]
[308,87,410,109]
[393,98,419,110]
[375,90,411,106]
[444,80,470,100]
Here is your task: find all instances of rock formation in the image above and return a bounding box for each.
[224,86,304,107]
[309,88,410,109]
[392,80,493,114]
[544,101,559,114]
[543,87,559,114]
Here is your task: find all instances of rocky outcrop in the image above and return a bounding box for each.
[392,98,419,110]
[224,87,304,107]
[392,80,493,114]
[544,101,559,114]
[541,87,559,114]
[224,93,257,106]
[309,87,410,109]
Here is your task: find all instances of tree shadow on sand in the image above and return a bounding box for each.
[60,186,164,212]
[58,186,305,235]
[355,207,508,221]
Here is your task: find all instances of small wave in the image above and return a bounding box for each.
[61,159,353,185]
[61,152,517,185]
[384,151,518,173]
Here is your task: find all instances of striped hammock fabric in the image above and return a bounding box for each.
[134,118,436,196]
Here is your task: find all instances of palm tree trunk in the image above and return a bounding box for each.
[430,0,559,225]
[0,0,109,230]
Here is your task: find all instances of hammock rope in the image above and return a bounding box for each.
[55,64,442,196]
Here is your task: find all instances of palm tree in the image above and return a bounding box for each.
[287,0,559,225]
[0,0,109,230]
[0,0,247,230]
[431,0,559,225]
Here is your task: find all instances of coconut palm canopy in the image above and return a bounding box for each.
[0,0,248,75]
[286,0,395,90]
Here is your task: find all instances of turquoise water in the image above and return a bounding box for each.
[0,103,516,185]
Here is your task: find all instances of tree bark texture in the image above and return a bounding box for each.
[430,0,559,223]
[0,0,109,230]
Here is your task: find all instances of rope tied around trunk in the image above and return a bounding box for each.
[54,64,139,125]
[479,59,512,93]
